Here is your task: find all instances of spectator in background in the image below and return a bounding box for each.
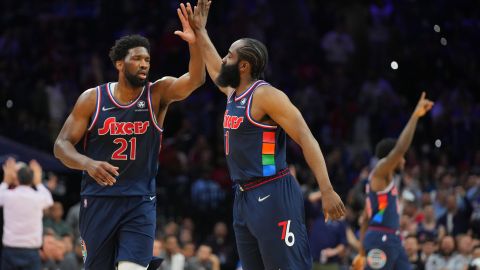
[182,242,196,261]
[426,235,457,270]
[404,235,424,270]
[466,172,480,238]
[205,221,237,269]
[153,238,164,258]
[158,235,185,270]
[417,204,438,241]
[41,201,79,270]
[468,245,480,270]
[65,200,81,265]
[437,194,472,237]
[419,235,437,267]
[308,192,347,270]
[185,244,220,270]
[321,20,355,66]
[0,158,53,270]
[450,234,473,270]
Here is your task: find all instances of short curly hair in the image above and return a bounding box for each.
[108,34,150,66]
[375,138,397,159]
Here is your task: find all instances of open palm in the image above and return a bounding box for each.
[174,3,195,44]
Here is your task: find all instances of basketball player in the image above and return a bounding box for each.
[353,92,434,270]
[53,6,205,270]
[183,1,346,269]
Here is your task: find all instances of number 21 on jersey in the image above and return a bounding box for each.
[112,137,137,160]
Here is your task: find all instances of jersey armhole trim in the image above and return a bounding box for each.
[147,83,164,132]
[372,178,395,195]
[87,86,101,131]
[246,82,277,129]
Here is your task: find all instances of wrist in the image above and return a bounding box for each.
[320,186,334,194]
[81,157,92,171]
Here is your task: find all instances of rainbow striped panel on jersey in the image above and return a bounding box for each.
[365,179,400,230]
[223,80,287,182]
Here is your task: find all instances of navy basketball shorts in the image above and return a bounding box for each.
[363,230,411,270]
[233,173,312,270]
[79,195,156,270]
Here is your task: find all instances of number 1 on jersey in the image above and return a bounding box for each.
[112,137,137,160]
[225,131,229,156]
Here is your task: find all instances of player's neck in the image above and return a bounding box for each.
[114,80,144,104]
[235,79,257,97]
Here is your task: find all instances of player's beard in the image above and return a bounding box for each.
[216,61,240,88]
[125,70,148,87]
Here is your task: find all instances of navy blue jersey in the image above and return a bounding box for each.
[365,178,400,230]
[223,80,287,181]
[81,82,162,196]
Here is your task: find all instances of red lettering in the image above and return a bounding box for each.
[97,117,150,135]
[223,114,231,129]
[223,111,244,130]
[124,122,134,135]
[98,117,116,135]
[232,117,244,129]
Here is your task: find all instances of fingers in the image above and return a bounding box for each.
[29,159,41,171]
[180,3,188,19]
[94,170,115,186]
[186,2,193,16]
[102,162,119,177]
[324,203,346,221]
[90,163,118,186]
[186,3,195,22]
[419,91,426,101]
[176,7,186,24]
[174,30,184,38]
[335,203,346,218]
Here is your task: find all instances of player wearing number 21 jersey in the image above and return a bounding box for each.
[54,23,205,270]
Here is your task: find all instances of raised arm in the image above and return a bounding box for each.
[154,3,206,103]
[253,85,346,220]
[186,0,234,96]
[53,89,118,186]
[371,92,433,181]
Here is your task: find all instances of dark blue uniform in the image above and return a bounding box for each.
[80,82,162,270]
[224,80,312,270]
[363,179,411,270]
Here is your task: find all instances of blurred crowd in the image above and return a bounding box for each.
[1,0,480,269]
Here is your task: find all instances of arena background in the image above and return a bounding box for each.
[0,0,479,269]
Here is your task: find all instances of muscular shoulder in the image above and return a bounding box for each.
[150,77,176,94]
[150,77,176,105]
[253,84,289,105]
[79,88,97,103]
[74,88,98,116]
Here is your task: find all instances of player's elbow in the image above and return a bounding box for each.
[53,139,64,160]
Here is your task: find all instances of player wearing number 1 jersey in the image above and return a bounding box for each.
[184,1,346,269]
[53,6,205,270]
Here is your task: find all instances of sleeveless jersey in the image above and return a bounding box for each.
[365,178,400,230]
[223,80,287,181]
[81,82,163,196]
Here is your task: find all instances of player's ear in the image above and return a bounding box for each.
[115,60,123,71]
[239,60,249,72]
